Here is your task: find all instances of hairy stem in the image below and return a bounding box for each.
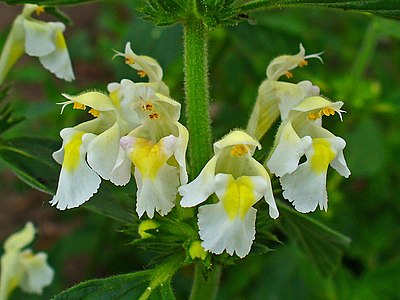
[189,263,222,300]
[183,19,212,179]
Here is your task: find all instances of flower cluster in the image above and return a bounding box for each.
[0,223,54,299]
[0,5,74,84]
[51,43,188,220]
[52,43,349,259]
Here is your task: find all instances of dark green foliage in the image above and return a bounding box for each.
[277,202,351,276]
[52,255,183,300]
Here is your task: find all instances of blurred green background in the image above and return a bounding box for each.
[0,1,399,299]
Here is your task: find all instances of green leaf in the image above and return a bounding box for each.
[0,136,135,223]
[0,87,24,134]
[52,255,183,300]
[0,137,60,194]
[233,0,400,20]
[277,202,351,276]
[3,0,98,5]
[83,182,136,224]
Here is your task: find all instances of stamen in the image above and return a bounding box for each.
[35,6,45,15]
[73,102,86,110]
[285,71,293,79]
[88,108,100,118]
[322,107,335,117]
[149,113,159,119]
[125,56,134,65]
[137,70,147,78]
[307,112,321,121]
[230,144,249,157]
[298,59,308,67]
[141,103,153,111]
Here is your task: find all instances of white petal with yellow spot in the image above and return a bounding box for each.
[51,128,101,210]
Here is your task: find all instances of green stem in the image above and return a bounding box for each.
[189,263,222,300]
[183,19,212,179]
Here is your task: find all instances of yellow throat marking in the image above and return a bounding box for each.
[129,138,168,180]
[310,138,335,174]
[63,132,85,172]
[223,176,255,220]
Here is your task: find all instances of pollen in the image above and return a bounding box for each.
[125,56,134,65]
[141,103,154,111]
[298,59,308,67]
[35,6,45,15]
[230,144,249,157]
[322,107,336,117]
[73,102,86,110]
[137,70,147,78]
[149,113,159,120]
[285,71,293,79]
[307,112,320,121]
[88,108,100,118]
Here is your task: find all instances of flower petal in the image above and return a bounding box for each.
[281,162,328,213]
[198,202,256,258]
[214,130,261,156]
[179,156,218,207]
[86,122,120,180]
[19,251,54,294]
[3,223,35,252]
[267,121,312,177]
[109,146,132,186]
[62,92,115,112]
[135,163,179,218]
[50,130,101,210]
[23,20,60,57]
[174,122,189,185]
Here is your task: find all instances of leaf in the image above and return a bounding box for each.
[0,87,24,134]
[3,0,98,5]
[52,255,183,300]
[233,0,400,20]
[0,137,60,194]
[0,136,135,223]
[83,182,137,224]
[277,202,351,276]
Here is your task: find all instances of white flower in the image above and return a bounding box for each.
[247,44,322,140]
[267,96,351,213]
[120,93,188,218]
[0,223,53,300]
[179,130,278,258]
[113,42,169,95]
[0,4,74,84]
[51,90,133,210]
[266,43,323,81]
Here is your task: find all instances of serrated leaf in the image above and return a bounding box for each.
[233,0,400,20]
[52,255,183,300]
[277,202,351,276]
[0,137,60,194]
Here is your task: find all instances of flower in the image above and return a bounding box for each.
[51,45,176,211]
[179,130,278,258]
[247,44,322,140]
[266,43,323,81]
[120,92,188,218]
[113,42,169,95]
[0,4,74,84]
[51,91,129,209]
[267,96,351,213]
[0,223,53,300]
